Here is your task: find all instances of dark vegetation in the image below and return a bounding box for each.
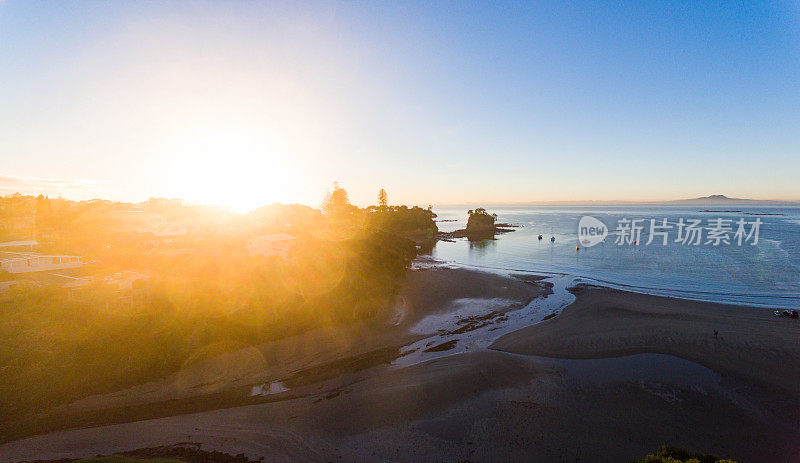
[448,207,516,240]
[27,442,260,463]
[366,205,437,239]
[466,207,497,233]
[0,185,431,429]
[633,445,736,463]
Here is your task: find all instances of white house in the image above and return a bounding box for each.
[0,252,83,274]
[0,240,38,249]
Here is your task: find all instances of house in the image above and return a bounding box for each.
[0,251,83,274]
[0,266,87,297]
[0,240,38,250]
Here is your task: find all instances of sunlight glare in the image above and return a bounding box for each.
[162,129,297,212]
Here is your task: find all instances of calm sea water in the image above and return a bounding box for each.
[431,205,800,308]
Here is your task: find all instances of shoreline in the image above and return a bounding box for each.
[417,258,798,395]
[423,256,800,309]
[491,283,800,395]
[1,259,797,462]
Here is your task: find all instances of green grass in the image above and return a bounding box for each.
[634,445,736,463]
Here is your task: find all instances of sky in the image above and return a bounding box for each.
[1,1,799,210]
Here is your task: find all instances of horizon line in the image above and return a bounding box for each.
[6,191,800,212]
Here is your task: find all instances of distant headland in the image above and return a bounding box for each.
[436,195,799,207]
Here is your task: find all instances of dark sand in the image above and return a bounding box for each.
[1,266,797,463]
[491,284,800,393]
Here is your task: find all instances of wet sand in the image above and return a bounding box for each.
[0,265,798,462]
[491,284,800,393]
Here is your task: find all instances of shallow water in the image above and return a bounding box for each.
[431,205,800,307]
[250,381,290,396]
[393,273,577,368]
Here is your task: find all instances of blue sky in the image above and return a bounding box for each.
[1,1,799,208]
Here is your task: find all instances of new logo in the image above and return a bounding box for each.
[578,216,608,247]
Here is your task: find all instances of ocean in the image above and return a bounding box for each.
[430,205,800,308]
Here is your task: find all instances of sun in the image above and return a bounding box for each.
[161,129,299,212]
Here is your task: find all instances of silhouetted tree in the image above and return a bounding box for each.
[364,204,437,238]
[378,188,388,208]
[322,182,353,218]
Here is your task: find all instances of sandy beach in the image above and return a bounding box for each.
[492,284,800,393]
[1,263,797,462]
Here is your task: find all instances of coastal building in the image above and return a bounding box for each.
[0,266,88,298]
[0,240,38,250]
[23,271,92,289]
[0,268,150,309]
[0,251,83,274]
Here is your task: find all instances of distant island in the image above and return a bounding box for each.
[445,208,518,241]
[436,194,799,207]
[663,194,785,205]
